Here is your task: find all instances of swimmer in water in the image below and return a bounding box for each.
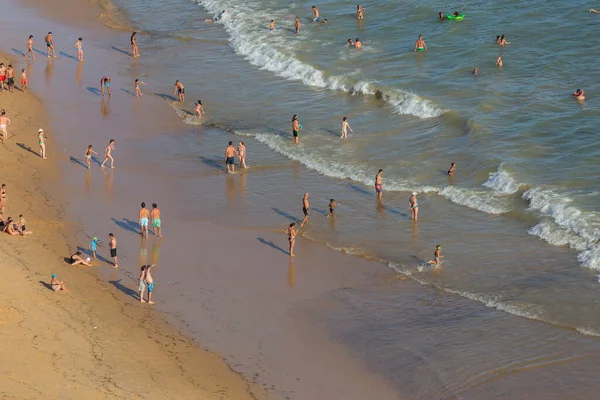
[496,35,501,43]
[295,16,301,34]
[347,38,355,47]
[573,89,585,100]
[591,8,599,14]
[498,34,511,45]
[439,12,446,21]
[427,245,444,268]
[496,56,503,67]
[206,10,227,22]
[448,162,456,176]
[357,5,365,19]
[322,19,328,24]
[268,20,275,31]
[473,67,478,75]
[355,38,362,49]
[341,116,352,139]
[312,6,320,22]
[195,100,204,117]
[414,35,427,52]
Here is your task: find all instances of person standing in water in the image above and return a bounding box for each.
[347,38,355,47]
[354,38,362,49]
[100,76,111,96]
[268,20,276,31]
[174,80,185,102]
[300,192,310,227]
[312,6,320,22]
[327,199,336,217]
[498,34,511,45]
[286,222,297,257]
[38,129,47,159]
[75,38,84,62]
[414,35,427,51]
[375,169,383,199]
[139,202,150,238]
[341,116,353,138]
[134,79,147,97]
[131,31,140,57]
[357,5,365,19]
[101,139,115,169]
[237,141,247,169]
[195,100,204,117]
[292,114,300,143]
[448,162,456,176]
[496,56,503,67]
[25,35,35,60]
[151,203,162,237]
[428,245,443,267]
[472,67,478,76]
[409,192,418,220]
[144,264,156,304]
[45,32,57,58]
[225,141,237,173]
[108,233,118,268]
[295,16,301,34]
[573,89,585,100]
[85,144,98,169]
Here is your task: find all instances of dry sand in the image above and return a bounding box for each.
[0,54,268,400]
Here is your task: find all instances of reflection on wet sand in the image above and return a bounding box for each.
[288,258,295,287]
[101,96,110,118]
[85,168,91,193]
[102,167,113,200]
[76,61,83,86]
[45,57,54,83]
[376,197,385,220]
[150,236,162,264]
[138,236,148,266]
[226,173,236,203]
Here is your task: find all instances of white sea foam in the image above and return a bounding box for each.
[524,187,600,270]
[439,186,512,215]
[482,165,522,194]
[193,0,444,119]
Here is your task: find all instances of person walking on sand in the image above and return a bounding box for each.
[45,32,57,58]
[20,69,28,93]
[50,274,68,291]
[448,162,456,176]
[38,129,47,159]
[414,35,427,52]
[301,192,310,227]
[237,141,247,169]
[295,16,301,34]
[108,233,118,268]
[101,139,115,169]
[134,79,147,97]
[25,35,35,60]
[89,236,99,260]
[341,116,353,138]
[292,114,301,143]
[286,222,297,257]
[312,5,320,22]
[195,100,204,117]
[174,80,185,102]
[0,110,11,142]
[428,245,444,267]
[131,31,140,57]
[138,265,147,302]
[375,169,383,199]
[225,141,237,173]
[6,65,15,93]
[144,264,156,304]
[75,38,84,62]
[409,192,419,220]
[151,203,162,237]
[100,76,111,96]
[85,144,98,169]
[0,63,6,92]
[139,202,150,238]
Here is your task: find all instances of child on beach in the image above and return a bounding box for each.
[144,264,157,304]
[327,199,336,217]
[50,274,67,291]
[85,145,98,169]
[19,214,26,232]
[341,117,352,138]
[75,38,84,62]
[6,65,15,93]
[20,69,27,93]
[89,236,99,260]
[286,223,297,257]
[428,245,444,267]
[195,100,204,117]
[0,110,11,142]
[134,79,147,97]
[138,265,147,302]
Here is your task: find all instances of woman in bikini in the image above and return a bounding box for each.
[70,251,91,266]
[50,274,68,291]
[75,38,84,62]
[25,35,35,60]
[195,100,204,117]
[101,139,115,169]
[409,192,419,220]
[131,32,140,57]
[38,129,47,159]
[237,141,247,169]
[286,222,297,257]
[85,144,98,169]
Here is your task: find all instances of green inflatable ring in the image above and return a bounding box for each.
[446,14,465,21]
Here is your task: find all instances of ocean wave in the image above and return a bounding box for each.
[439,186,512,214]
[192,0,444,119]
[482,165,522,194]
[524,187,600,270]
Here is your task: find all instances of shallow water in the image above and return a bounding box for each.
[6,0,600,398]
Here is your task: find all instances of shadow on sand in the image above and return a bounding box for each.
[257,237,289,255]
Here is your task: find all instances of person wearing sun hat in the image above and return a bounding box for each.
[88,236,99,260]
[37,128,47,159]
[409,191,419,220]
[50,273,67,291]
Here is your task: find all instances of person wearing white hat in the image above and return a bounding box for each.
[38,129,47,159]
[409,192,418,220]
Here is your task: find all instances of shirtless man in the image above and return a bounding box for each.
[292,114,300,143]
[100,76,111,96]
[0,63,6,92]
[409,192,419,220]
[448,162,456,176]
[496,56,503,67]
[375,169,383,199]
[356,5,365,19]
[295,16,301,34]
[428,245,444,267]
[300,192,310,227]
[312,5,320,22]
[268,20,276,31]
[414,35,427,52]
[6,65,15,93]
[101,139,115,169]
[20,69,28,93]
[573,89,585,100]
[0,110,11,142]
[341,116,352,138]
[355,38,362,49]
[45,32,57,58]
[347,38,355,47]
[25,35,35,60]
[151,203,162,237]
[108,233,118,268]
[144,264,156,304]
[472,67,478,76]
[1,184,7,214]
[174,80,185,102]
[225,141,237,173]
[139,202,150,238]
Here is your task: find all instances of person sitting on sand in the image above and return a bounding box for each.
[70,250,92,266]
[50,274,68,291]
[3,217,31,235]
[573,88,586,100]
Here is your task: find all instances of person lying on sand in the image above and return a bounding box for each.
[70,251,92,266]
[50,274,68,291]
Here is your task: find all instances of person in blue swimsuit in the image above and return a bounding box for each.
[100,76,111,96]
